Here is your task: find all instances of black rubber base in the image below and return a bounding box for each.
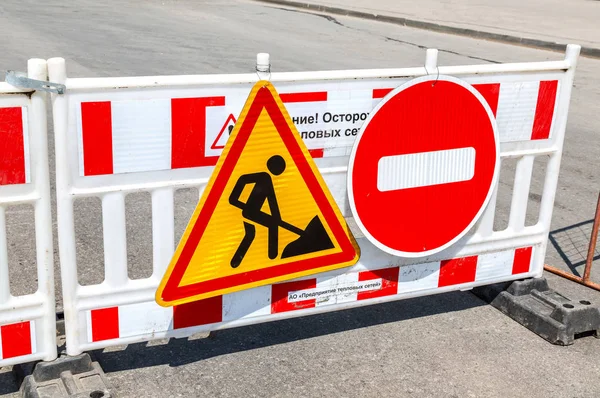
[473,277,600,345]
[18,354,113,398]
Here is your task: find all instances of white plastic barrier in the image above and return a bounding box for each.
[48,45,580,355]
[0,60,56,366]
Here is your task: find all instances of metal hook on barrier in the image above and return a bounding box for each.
[424,48,439,86]
[256,53,271,82]
[5,70,66,94]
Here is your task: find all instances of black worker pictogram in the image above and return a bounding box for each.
[228,155,334,268]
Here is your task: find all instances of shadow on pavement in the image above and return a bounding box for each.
[549,219,599,275]
[93,290,484,372]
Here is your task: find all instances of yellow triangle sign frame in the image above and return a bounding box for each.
[156,81,360,307]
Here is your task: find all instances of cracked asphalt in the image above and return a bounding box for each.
[0,0,599,396]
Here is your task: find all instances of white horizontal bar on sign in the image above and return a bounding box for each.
[438,60,568,76]
[0,305,46,325]
[64,60,569,91]
[499,147,557,158]
[0,293,46,313]
[75,279,165,312]
[0,190,40,205]
[377,147,476,192]
[0,353,47,369]
[64,68,420,90]
[68,166,348,197]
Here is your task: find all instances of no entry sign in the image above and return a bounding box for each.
[348,75,499,257]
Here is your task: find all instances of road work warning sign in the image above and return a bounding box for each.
[156,81,360,307]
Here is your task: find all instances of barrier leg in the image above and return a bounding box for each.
[20,354,114,398]
[473,277,600,345]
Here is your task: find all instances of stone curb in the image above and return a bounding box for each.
[256,0,600,58]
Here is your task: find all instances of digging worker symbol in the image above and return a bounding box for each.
[228,155,334,268]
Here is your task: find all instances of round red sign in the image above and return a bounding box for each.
[348,75,499,257]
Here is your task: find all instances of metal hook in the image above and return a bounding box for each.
[5,70,66,94]
[424,64,440,86]
[432,66,440,86]
[255,65,271,83]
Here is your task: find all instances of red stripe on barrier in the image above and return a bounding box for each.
[531,80,558,140]
[91,307,119,342]
[173,296,223,329]
[81,102,114,176]
[473,83,500,117]
[512,247,533,274]
[171,97,226,169]
[308,148,324,158]
[438,256,478,287]
[271,279,317,313]
[280,92,327,103]
[0,107,26,185]
[1,321,32,359]
[372,88,393,99]
[357,267,399,300]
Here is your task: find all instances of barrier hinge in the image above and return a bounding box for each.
[5,70,66,94]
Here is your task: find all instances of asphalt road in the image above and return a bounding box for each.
[0,0,599,396]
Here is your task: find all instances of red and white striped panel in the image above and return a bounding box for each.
[0,106,31,185]
[374,81,559,142]
[85,246,533,343]
[76,94,330,177]
[75,79,559,177]
[0,320,36,361]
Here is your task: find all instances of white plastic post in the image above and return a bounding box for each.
[425,48,439,75]
[28,58,57,361]
[256,53,270,73]
[476,159,502,238]
[47,57,82,355]
[509,155,535,231]
[0,207,9,305]
[102,193,129,286]
[533,44,581,275]
[151,188,174,278]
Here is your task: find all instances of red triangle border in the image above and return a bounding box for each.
[161,86,356,302]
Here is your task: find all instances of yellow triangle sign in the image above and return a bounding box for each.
[156,81,360,306]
